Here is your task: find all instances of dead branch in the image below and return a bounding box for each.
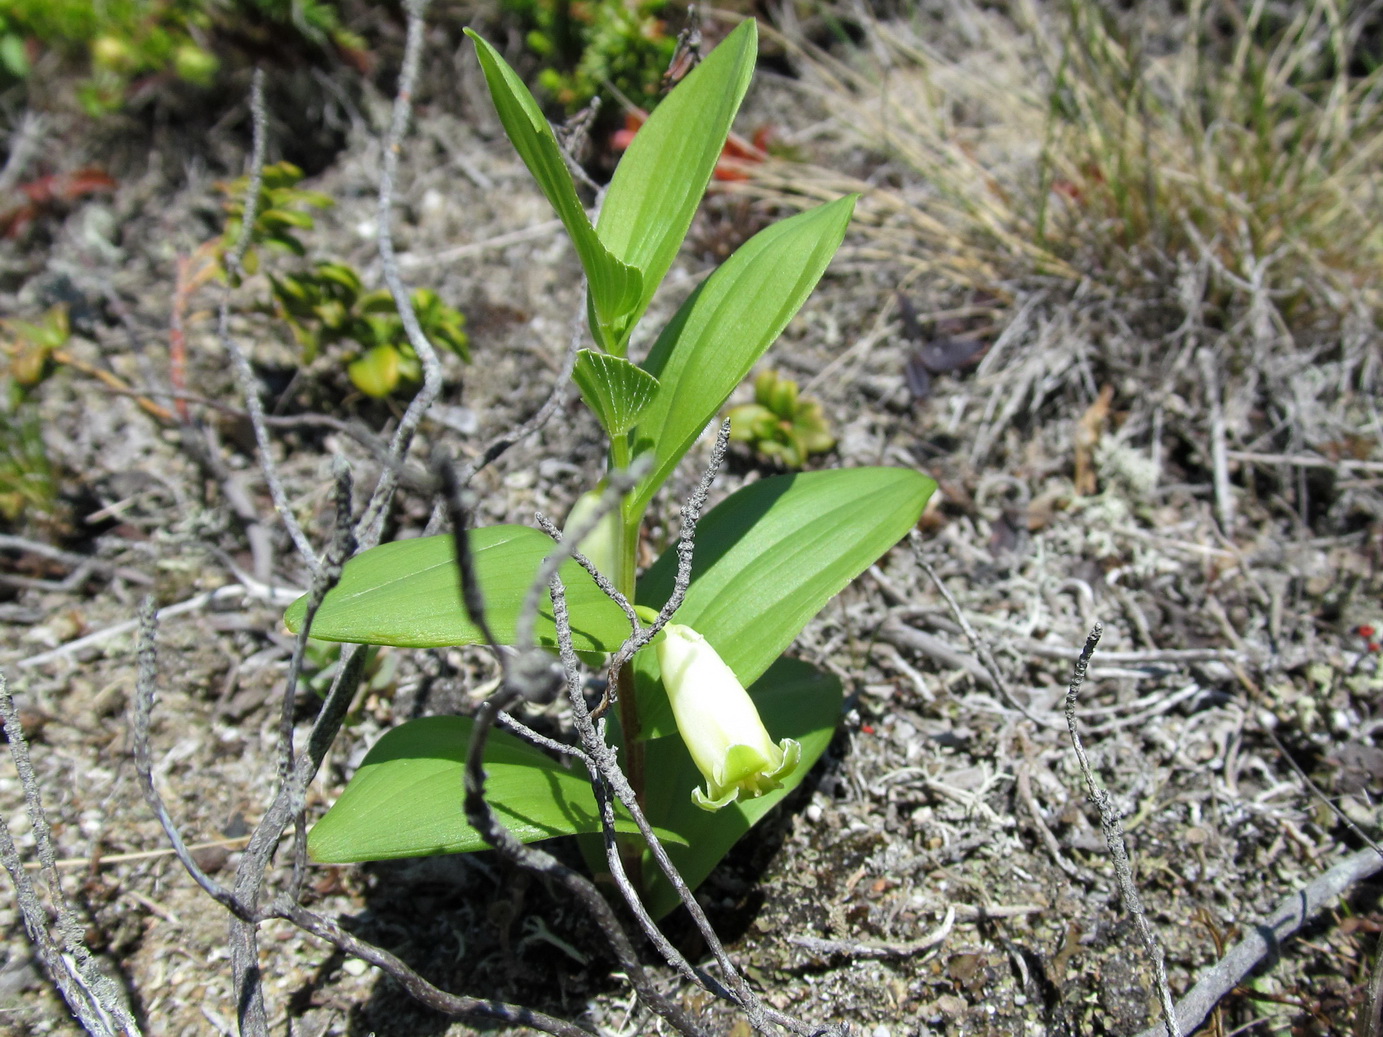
[788,906,955,960]
[1131,845,1383,1037]
[440,466,714,1037]
[354,0,443,552]
[1064,623,1180,1037]
[0,674,143,1035]
[216,69,321,574]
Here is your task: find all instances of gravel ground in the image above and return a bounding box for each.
[1,4,1380,1036]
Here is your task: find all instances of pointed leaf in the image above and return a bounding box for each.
[596,19,757,346]
[633,467,935,738]
[309,716,687,863]
[284,526,631,651]
[572,349,660,437]
[465,30,642,346]
[630,195,857,514]
[637,658,842,918]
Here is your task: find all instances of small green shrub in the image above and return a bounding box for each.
[218,160,335,274]
[216,162,469,398]
[0,307,70,526]
[726,369,835,468]
[3,0,365,114]
[501,0,677,113]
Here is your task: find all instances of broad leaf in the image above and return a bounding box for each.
[596,19,757,349]
[572,349,659,437]
[284,526,631,651]
[309,716,687,862]
[632,467,935,738]
[637,658,842,919]
[465,30,642,347]
[629,195,857,514]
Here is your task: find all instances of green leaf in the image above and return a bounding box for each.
[572,349,660,437]
[630,195,857,514]
[284,526,632,651]
[309,716,687,862]
[633,467,935,738]
[465,30,642,348]
[595,19,757,348]
[636,657,842,918]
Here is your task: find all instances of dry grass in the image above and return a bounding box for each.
[744,0,1381,512]
[755,0,1383,320]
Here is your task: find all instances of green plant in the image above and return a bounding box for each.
[218,160,334,274]
[216,162,469,397]
[0,306,70,525]
[2,305,70,389]
[0,399,57,526]
[270,264,470,397]
[285,18,935,917]
[0,13,31,80]
[2,0,364,114]
[727,368,835,468]
[503,0,677,113]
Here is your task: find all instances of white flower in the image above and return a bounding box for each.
[656,623,801,811]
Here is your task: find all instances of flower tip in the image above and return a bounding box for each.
[690,737,802,813]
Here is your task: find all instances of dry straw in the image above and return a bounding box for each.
[750,0,1382,327]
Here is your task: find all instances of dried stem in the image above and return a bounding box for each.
[908,531,1048,726]
[216,68,321,573]
[0,674,143,1036]
[1130,846,1383,1037]
[1064,624,1180,1037]
[355,0,444,551]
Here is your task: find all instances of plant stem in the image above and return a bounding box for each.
[612,474,647,889]
[614,503,646,807]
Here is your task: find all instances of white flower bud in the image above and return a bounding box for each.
[656,623,801,811]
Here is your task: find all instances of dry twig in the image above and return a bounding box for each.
[1064,623,1180,1037]
[1130,846,1383,1037]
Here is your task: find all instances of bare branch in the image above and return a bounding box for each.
[908,532,1049,726]
[789,906,955,960]
[1,674,143,1036]
[217,68,321,572]
[521,463,647,653]
[606,419,732,684]
[227,464,362,1036]
[132,598,251,920]
[355,0,444,552]
[1130,846,1383,1037]
[451,311,585,495]
[1064,624,1179,1037]
[440,471,713,1037]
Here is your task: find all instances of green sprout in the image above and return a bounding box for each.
[0,306,70,526]
[726,369,836,468]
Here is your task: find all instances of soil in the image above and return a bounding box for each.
[1,5,1380,1037]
